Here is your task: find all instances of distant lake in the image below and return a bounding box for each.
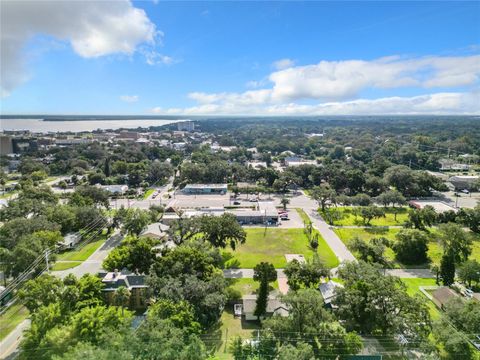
[0,118,182,133]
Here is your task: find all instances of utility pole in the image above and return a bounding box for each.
[45,249,50,273]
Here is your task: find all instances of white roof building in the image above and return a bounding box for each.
[319,280,344,306]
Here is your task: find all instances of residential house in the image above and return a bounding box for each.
[242,294,289,321]
[101,269,149,311]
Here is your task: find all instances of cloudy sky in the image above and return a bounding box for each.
[1,1,479,115]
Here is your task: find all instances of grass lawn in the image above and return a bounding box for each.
[56,235,107,262]
[223,228,338,269]
[143,188,155,199]
[51,261,82,271]
[296,208,311,223]
[0,303,29,341]
[401,278,441,319]
[427,231,480,264]
[322,206,409,226]
[226,278,279,296]
[205,309,261,360]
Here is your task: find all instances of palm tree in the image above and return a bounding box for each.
[114,286,131,314]
[280,197,290,210]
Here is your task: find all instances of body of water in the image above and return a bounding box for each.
[0,118,182,133]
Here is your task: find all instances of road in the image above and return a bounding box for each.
[0,231,123,359]
[0,319,30,360]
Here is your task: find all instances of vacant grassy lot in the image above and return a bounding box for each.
[322,207,409,226]
[427,232,480,264]
[0,303,29,341]
[335,227,480,267]
[223,228,338,269]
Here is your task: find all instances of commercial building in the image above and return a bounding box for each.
[439,159,470,171]
[408,200,458,213]
[100,184,129,194]
[228,201,279,225]
[182,184,228,195]
[0,135,13,154]
[448,175,479,191]
[177,121,195,132]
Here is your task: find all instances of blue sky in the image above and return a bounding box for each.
[1,1,479,115]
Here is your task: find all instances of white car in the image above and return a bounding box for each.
[464,288,473,298]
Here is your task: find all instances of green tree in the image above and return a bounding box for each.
[457,259,480,288]
[335,261,431,337]
[310,184,336,212]
[19,274,64,313]
[253,262,277,319]
[457,205,480,233]
[122,209,151,236]
[376,189,406,208]
[280,196,290,210]
[262,289,362,358]
[198,213,246,250]
[350,236,389,265]
[440,251,456,286]
[284,258,329,291]
[438,223,472,263]
[358,205,385,225]
[103,236,158,274]
[392,229,429,265]
[148,299,201,334]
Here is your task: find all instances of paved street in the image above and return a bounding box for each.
[386,268,433,278]
[0,319,30,360]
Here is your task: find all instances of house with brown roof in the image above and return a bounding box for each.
[431,287,459,310]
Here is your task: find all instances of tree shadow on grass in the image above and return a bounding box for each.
[364,227,390,236]
[222,251,241,269]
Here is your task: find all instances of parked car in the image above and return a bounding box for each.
[464,288,473,298]
[233,201,241,205]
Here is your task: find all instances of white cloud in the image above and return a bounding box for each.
[120,95,139,103]
[1,0,158,96]
[268,55,480,102]
[152,92,480,115]
[142,50,176,66]
[273,58,295,70]
[163,53,480,115]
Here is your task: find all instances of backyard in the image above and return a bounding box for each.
[401,278,441,319]
[223,228,338,269]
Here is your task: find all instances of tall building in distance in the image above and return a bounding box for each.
[177,121,195,132]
